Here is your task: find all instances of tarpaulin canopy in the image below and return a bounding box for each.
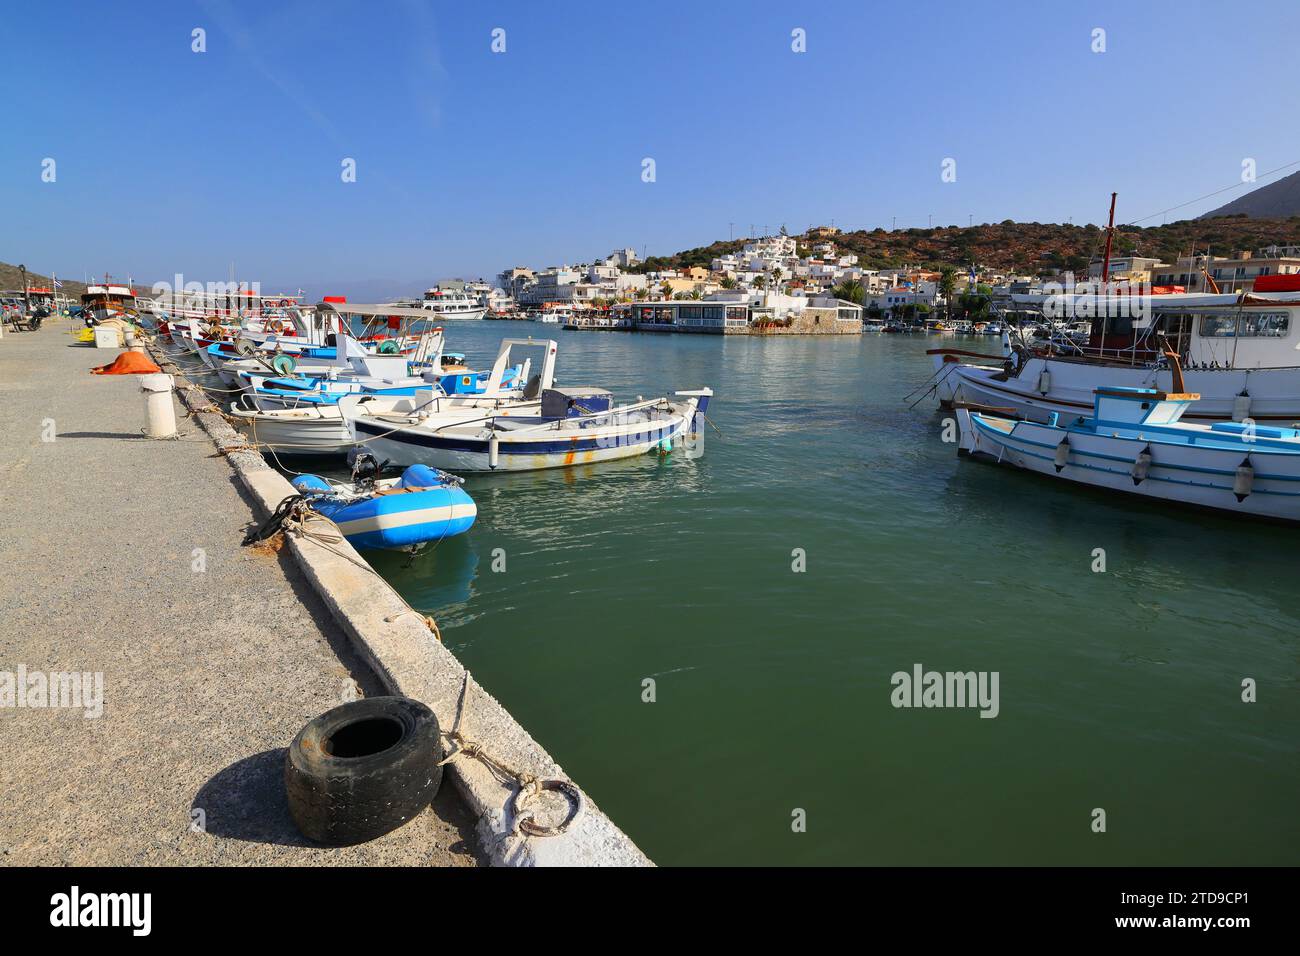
[91,352,162,375]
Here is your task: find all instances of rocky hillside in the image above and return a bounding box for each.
[1199,170,1300,220]
[0,263,90,299]
[634,217,1300,277]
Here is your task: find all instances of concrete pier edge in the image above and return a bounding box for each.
[150,341,651,867]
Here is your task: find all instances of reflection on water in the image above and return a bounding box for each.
[261,324,1298,865]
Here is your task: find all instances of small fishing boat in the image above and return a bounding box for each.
[345,383,713,473]
[289,458,476,551]
[229,336,549,454]
[955,341,1300,522]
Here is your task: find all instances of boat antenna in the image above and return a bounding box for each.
[1158,334,1186,394]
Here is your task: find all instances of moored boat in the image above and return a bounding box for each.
[289,460,476,551]
[345,385,713,472]
[954,343,1300,522]
[930,291,1300,423]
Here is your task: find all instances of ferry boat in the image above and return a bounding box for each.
[421,286,487,320]
[929,290,1300,424]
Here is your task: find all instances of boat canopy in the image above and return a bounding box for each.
[315,302,437,319]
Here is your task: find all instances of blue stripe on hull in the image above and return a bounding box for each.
[354,420,678,455]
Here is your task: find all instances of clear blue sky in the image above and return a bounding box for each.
[4,0,1299,296]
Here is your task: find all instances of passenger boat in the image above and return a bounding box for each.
[345,382,713,473]
[81,282,139,324]
[420,286,487,321]
[929,291,1300,423]
[955,342,1300,522]
[290,459,476,551]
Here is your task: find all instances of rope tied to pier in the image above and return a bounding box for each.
[437,729,584,838]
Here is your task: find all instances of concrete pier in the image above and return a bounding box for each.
[0,322,480,864]
[1,318,650,866]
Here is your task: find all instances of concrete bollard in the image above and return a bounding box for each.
[140,373,177,438]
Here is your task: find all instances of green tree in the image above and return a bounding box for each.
[830,279,865,304]
[938,266,958,316]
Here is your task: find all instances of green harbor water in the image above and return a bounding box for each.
[353,321,1298,866]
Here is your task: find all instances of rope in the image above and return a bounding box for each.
[437,728,584,838]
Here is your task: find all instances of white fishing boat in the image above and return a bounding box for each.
[955,343,1300,522]
[930,291,1300,423]
[340,335,712,472]
[230,336,547,454]
[347,387,712,472]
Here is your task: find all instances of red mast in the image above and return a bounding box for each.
[1100,192,1117,285]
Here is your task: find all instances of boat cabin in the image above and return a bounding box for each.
[1091,386,1200,427]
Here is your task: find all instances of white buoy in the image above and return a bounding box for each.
[1001,331,1012,358]
[1053,437,1070,471]
[488,433,500,469]
[1037,368,1052,394]
[1231,391,1251,422]
[140,373,177,439]
[1131,446,1152,485]
[1233,457,1254,502]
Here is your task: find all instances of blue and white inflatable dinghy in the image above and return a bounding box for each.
[290,456,476,552]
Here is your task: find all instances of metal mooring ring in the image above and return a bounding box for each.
[511,779,584,837]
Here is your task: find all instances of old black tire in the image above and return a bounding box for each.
[285,696,443,846]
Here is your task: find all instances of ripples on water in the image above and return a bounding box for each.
[300,323,1297,865]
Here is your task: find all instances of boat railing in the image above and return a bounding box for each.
[506,396,672,434]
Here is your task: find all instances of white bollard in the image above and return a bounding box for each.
[140,373,177,438]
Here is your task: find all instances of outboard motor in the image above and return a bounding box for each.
[349,450,382,485]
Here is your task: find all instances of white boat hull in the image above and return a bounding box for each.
[229,405,352,454]
[351,398,705,473]
[935,355,1300,424]
[956,408,1300,521]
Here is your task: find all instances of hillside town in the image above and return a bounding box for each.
[456,226,1300,334]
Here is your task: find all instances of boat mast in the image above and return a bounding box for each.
[1100,192,1117,285]
[1097,193,1117,357]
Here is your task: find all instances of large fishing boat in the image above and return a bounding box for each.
[929,290,1300,423]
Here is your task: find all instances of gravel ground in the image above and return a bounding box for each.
[0,320,482,866]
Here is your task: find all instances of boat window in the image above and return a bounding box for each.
[1198,312,1290,337]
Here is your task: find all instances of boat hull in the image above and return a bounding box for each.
[933,352,1300,423]
[351,400,702,472]
[956,408,1300,521]
[230,406,352,454]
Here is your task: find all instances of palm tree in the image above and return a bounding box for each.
[939,267,958,319]
[719,276,737,290]
[830,279,865,304]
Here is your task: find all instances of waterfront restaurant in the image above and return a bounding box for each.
[629,300,751,333]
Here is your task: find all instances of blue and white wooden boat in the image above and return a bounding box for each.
[956,380,1300,522]
[345,381,714,473]
[290,463,476,551]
